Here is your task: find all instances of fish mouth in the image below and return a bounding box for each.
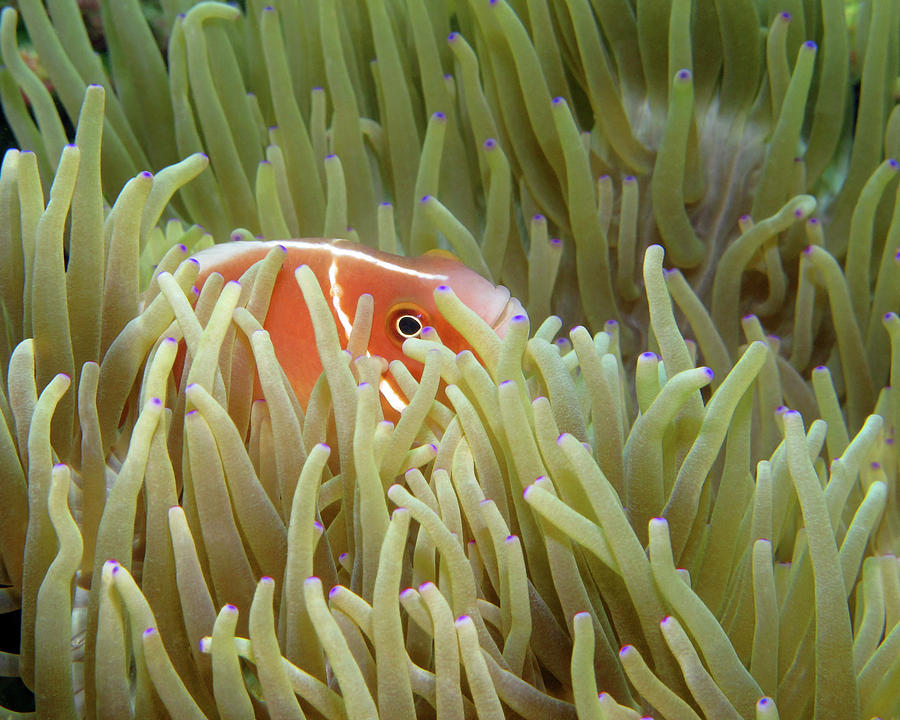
[489,288,525,338]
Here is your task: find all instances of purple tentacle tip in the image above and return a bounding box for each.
[512,314,527,322]
[803,41,817,50]
[484,138,497,149]
[808,217,819,224]
[141,171,153,179]
[150,397,162,406]
[552,96,564,105]
[780,11,791,20]
[143,627,156,637]
[177,244,187,252]
[794,208,804,217]
[533,214,545,222]
[703,367,714,379]
[890,159,899,169]
[676,69,691,80]
[448,32,459,42]
[433,111,446,120]
[436,284,450,292]
[225,604,238,612]
[624,175,636,183]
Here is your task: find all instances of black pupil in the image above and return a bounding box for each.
[397,315,422,337]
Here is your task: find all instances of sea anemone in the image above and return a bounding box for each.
[0,0,898,719]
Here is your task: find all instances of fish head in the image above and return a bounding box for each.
[358,248,523,364]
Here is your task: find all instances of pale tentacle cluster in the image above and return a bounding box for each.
[0,1,899,720]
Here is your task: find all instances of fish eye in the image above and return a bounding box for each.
[388,304,429,344]
[396,315,423,338]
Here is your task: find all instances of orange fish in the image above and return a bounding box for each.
[189,239,523,413]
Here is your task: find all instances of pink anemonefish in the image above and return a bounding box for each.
[189,239,523,415]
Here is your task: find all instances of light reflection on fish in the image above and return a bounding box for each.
[190,239,523,414]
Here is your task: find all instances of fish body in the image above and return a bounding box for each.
[190,239,521,412]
